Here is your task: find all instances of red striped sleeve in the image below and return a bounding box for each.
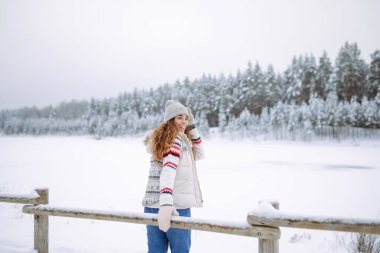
[163,161,178,169]
[160,187,173,193]
[159,137,183,206]
[191,136,202,144]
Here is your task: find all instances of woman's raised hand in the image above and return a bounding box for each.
[187,107,196,125]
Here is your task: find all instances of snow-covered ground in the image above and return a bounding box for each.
[0,135,379,253]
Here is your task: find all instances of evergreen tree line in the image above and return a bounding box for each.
[223,93,380,141]
[0,42,379,139]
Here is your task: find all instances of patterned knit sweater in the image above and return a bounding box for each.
[142,128,205,208]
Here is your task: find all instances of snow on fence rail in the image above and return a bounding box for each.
[21,205,279,239]
[0,191,44,204]
[248,201,380,235]
[0,188,49,253]
[1,188,380,253]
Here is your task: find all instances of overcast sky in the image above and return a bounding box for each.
[0,0,379,109]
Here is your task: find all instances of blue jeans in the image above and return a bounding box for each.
[144,207,191,253]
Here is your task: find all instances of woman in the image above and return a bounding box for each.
[142,100,205,253]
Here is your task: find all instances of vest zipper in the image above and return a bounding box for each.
[185,137,203,205]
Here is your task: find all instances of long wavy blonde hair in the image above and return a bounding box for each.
[144,118,194,161]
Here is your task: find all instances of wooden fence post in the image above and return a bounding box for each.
[258,200,279,253]
[34,188,49,253]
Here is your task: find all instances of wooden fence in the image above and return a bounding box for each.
[1,188,379,253]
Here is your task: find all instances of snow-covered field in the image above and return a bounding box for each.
[0,135,379,253]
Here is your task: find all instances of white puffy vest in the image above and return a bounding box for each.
[142,132,203,209]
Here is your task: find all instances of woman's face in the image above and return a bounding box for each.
[174,114,189,133]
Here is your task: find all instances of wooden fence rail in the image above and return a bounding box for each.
[0,191,45,205]
[0,188,49,253]
[1,188,380,253]
[248,201,380,235]
[22,205,280,239]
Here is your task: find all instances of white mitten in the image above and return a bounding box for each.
[158,205,179,232]
[186,107,196,125]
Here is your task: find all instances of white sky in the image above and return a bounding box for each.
[0,0,379,109]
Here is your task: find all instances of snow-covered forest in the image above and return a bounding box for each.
[1,42,379,140]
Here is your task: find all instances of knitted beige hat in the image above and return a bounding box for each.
[163,100,189,122]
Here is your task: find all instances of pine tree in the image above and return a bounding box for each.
[367,50,380,100]
[265,64,281,108]
[335,42,368,102]
[287,102,299,139]
[236,108,252,138]
[283,57,301,104]
[131,88,143,118]
[219,74,235,124]
[315,51,333,99]
[299,54,317,103]
[361,97,378,128]
[348,97,362,127]
[253,62,266,115]
[242,62,258,115]
[231,69,245,117]
[325,92,339,127]
[300,102,313,141]
[197,111,210,137]
[258,107,270,138]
